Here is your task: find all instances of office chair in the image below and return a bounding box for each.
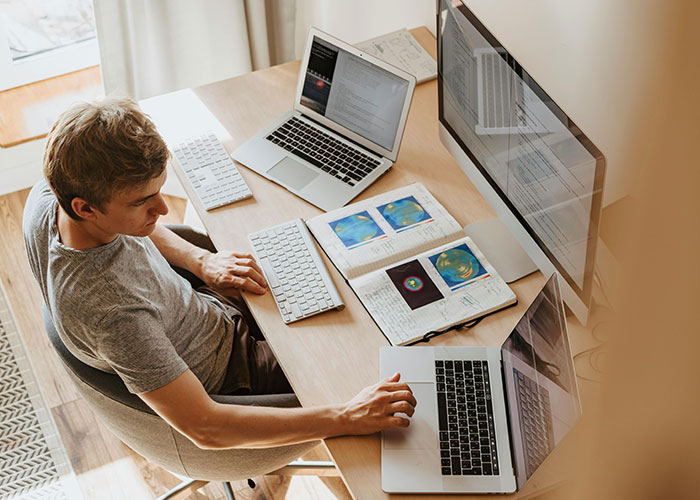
[41,225,337,499]
[41,308,340,499]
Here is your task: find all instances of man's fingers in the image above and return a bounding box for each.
[382,372,401,384]
[230,252,255,260]
[232,265,267,288]
[388,401,415,417]
[388,390,417,407]
[212,265,267,290]
[232,276,267,294]
[234,258,264,276]
[381,381,412,393]
[388,415,410,428]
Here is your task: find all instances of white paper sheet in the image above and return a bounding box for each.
[356,28,437,84]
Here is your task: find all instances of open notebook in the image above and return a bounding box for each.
[306,183,516,345]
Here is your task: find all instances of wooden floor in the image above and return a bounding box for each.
[0,189,349,500]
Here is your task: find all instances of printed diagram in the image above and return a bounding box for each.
[386,259,444,310]
[377,195,433,232]
[329,211,386,249]
[429,243,489,290]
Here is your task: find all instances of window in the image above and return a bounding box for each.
[0,0,99,91]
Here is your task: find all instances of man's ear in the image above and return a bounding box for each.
[70,197,99,221]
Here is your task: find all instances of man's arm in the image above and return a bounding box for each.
[148,223,267,294]
[140,369,416,449]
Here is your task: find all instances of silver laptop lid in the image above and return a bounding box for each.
[294,28,416,162]
[500,273,582,489]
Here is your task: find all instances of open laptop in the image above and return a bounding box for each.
[232,28,416,212]
[380,273,581,493]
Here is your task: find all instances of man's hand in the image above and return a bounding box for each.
[199,251,268,295]
[339,373,417,435]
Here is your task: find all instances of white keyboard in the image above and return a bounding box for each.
[172,133,252,210]
[249,218,344,324]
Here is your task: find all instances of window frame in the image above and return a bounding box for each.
[0,12,100,91]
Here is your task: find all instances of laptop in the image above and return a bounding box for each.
[380,273,582,493]
[232,28,416,212]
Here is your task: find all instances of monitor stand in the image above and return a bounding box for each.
[464,218,537,283]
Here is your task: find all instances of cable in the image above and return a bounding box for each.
[593,268,615,312]
[573,317,613,383]
[407,317,484,345]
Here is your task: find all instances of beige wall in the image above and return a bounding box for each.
[571,1,699,498]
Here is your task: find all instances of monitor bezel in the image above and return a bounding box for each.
[437,0,606,321]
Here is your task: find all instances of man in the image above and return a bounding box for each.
[24,97,415,449]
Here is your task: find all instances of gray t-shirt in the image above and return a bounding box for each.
[23,180,241,394]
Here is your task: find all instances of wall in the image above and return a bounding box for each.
[463,0,663,206]
[0,139,45,196]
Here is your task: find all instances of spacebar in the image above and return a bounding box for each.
[293,149,324,169]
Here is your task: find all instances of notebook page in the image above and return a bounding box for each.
[306,183,463,280]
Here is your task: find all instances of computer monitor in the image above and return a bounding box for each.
[437,0,606,325]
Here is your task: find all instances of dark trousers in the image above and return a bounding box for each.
[165,224,293,396]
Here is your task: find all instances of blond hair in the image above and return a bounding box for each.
[43,96,169,220]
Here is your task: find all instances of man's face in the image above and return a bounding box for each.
[94,170,169,237]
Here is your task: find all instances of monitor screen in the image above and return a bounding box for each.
[501,274,581,487]
[437,0,605,315]
[300,36,410,151]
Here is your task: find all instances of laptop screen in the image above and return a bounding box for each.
[500,274,581,488]
[300,36,410,151]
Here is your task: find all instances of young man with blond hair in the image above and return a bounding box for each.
[23,96,415,449]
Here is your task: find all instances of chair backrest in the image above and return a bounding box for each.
[42,307,316,481]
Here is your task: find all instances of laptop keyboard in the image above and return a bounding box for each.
[513,368,554,477]
[436,360,499,476]
[265,116,381,187]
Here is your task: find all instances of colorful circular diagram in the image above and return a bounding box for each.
[435,248,480,283]
[382,199,426,227]
[333,214,379,246]
[403,276,424,292]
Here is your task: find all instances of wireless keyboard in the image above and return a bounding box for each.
[248,218,344,323]
[172,133,252,210]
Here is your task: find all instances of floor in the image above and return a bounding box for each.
[0,189,349,499]
[0,66,103,147]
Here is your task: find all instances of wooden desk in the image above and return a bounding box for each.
[164,26,597,500]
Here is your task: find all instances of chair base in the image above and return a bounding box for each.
[155,478,208,500]
[270,460,340,477]
[155,461,338,499]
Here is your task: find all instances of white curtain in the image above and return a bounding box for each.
[94,0,436,100]
[94,0,289,99]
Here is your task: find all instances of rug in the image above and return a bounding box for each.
[0,282,82,500]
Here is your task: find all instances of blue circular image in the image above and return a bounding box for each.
[403,276,424,292]
[435,248,479,283]
[333,214,378,246]
[382,199,426,227]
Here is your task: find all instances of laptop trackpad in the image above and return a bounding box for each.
[383,383,438,450]
[267,156,319,191]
